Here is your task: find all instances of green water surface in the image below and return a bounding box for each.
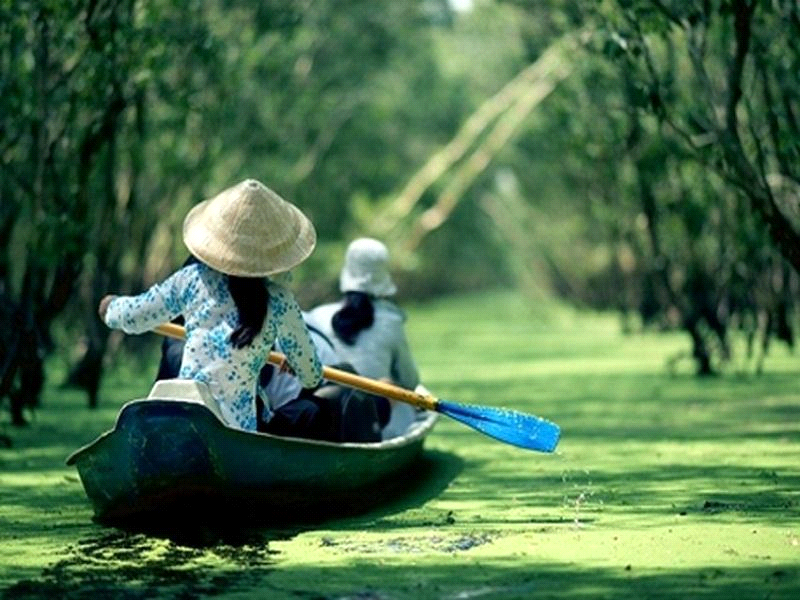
[1,292,798,599]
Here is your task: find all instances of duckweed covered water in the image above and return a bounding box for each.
[1,292,799,599]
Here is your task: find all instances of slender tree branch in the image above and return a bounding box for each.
[371,33,580,235]
[725,0,755,137]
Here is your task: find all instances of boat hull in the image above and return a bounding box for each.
[67,396,437,523]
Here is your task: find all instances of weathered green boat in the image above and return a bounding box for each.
[66,380,437,523]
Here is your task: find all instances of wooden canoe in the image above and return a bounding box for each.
[66,380,437,523]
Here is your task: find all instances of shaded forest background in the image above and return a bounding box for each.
[2,0,800,425]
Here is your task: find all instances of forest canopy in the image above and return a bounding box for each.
[2,0,799,422]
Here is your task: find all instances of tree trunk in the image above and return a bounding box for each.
[65,342,105,409]
[0,306,46,426]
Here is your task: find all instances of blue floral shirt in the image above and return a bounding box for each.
[104,262,322,430]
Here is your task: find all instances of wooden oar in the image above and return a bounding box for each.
[153,322,560,452]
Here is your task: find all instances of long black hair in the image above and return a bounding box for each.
[331,291,374,345]
[228,276,269,348]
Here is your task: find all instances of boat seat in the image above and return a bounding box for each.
[147,379,225,423]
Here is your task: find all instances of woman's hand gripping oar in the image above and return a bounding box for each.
[153,322,561,452]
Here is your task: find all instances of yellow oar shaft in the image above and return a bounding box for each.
[152,323,438,411]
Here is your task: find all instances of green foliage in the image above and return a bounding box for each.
[499,0,800,374]
[1,0,150,416]
[4,0,800,417]
[0,0,465,413]
[587,0,800,372]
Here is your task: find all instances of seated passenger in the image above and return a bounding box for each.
[258,324,384,443]
[100,179,323,432]
[305,238,420,439]
[156,275,382,443]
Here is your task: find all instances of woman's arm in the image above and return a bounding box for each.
[102,267,191,334]
[273,287,323,388]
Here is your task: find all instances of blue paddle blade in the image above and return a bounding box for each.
[436,400,560,452]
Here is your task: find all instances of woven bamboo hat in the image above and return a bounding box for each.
[339,238,397,297]
[183,179,316,277]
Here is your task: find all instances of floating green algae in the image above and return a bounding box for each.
[2,294,799,599]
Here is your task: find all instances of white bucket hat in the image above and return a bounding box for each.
[183,179,316,277]
[339,238,397,297]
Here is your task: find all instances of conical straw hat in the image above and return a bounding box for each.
[183,179,316,277]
